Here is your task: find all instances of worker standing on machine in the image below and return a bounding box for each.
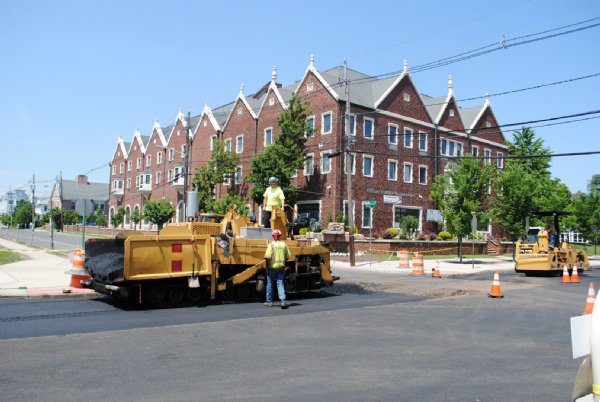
[262,176,285,228]
[264,229,290,309]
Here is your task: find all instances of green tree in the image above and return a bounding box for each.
[131,209,143,230]
[143,199,175,230]
[507,126,551,175]
[573,191,600,245]
[62,210,80,226]
[588,174,600,194]
[247,93,310,207]
[400,215,419,239]
[95,207,107,227]
[192,138,240,213]
[0,213,10,227]
[211,194,250,215]
[14,200,33,228]
[430,157,495,261]
[110,207,125,229]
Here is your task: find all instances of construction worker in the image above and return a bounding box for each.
[264,229,290,309]
[262,176,285,228]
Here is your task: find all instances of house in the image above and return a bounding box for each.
[49,175,109,218]
[107,56,506,237]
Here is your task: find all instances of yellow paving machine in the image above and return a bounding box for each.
[514,211,590,276]
[82,207,336,306]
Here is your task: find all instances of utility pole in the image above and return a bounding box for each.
[344,58,356,267]
[59,171,64,232]
[31,174,35,228]
[50,198,54,250]
[183,111,191,221]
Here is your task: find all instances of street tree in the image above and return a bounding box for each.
[588,174,600,194]
[247,93,310,208]
[507,126,551,175]
[95,207,107,227]
[110,207,125,229]
[572,190,600,247]
[143,199,175,230]
[131,210,143,230]
[211,194,250,215]
[430,157,495,261]
[13,200,33,228]
[192,138,240,213]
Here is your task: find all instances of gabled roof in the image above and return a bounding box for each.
[212,102,235,127]
[257,82,289,116]
[116,137,129,158]
[222,86,259,129]
[127,130,148,154]
[61,179,109,201]
[422,95,447,125]
[295,56,340,100]
[460,98,491,131]
[151,120,167,147]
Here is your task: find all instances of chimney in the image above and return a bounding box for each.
[76,175,88,185]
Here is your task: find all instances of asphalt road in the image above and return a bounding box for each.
[0,227,103,253]
[1,268,596,402]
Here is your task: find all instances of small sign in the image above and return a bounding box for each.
[366,201,377,208]
[383,195,401,204]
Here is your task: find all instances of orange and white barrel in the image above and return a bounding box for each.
[411,253,424,275]
[398,249,410,269]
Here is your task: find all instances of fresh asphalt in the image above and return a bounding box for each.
[0,227,106,253]
[1,268,598,402]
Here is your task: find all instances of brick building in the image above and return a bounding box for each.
[107,56,507,236]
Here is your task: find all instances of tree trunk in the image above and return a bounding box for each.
[458,236,463,263]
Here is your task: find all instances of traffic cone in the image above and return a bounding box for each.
[571,266,580,283]
[65,249,90,288]
[488,270,503,298]
[583,283,596,315]
[432,261,441,278]
[561,265,571,284]
[411,253,425,275]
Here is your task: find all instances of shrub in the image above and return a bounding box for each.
[400,216,419,239]
[309,220,322,233]
[437,231,452,241]
[299,228,308,236]
[383,227,399,239]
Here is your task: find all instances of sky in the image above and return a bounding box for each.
[1,0,599,199]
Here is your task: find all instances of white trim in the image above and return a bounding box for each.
[257,83,288,116]
[349,114,357,136]
[361,201,373,229]
[363,154,374,177]
[321,111,333,134]
[403,127,413,148]
[235,135,244,154]
[388,123,399,145]
[117,137,129,158]
[418,132,428,152]
[224,138,232,152]
[320,150,332,174]
[235,166,243,185]
[387,159,398,181]
[374,73,435,123]
[392,205,423,232]
[497,152,504,169]
[403,162,413,183]
[471,145,479,157]
[363,117,374,140]
[199,104,221,133]
[374,72,407,107]
[304,153,315,176]
[483,148,492,164]
[467,98,491,131]
[295,200,322,222]
[306,115,316,137]
[343,200,356,224]
[264,127,273,147]
[295,64,339,101]
[344,152,356,175]
[223,96,258,131]
[418,165,428,185]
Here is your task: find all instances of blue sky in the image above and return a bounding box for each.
[1,0,599,198]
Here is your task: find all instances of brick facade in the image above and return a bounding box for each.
[107,58,508,238]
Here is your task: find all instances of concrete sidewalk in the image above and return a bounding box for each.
[0,237,97,298]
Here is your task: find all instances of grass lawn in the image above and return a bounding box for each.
[0,248,22,265]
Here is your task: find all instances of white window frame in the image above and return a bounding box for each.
[304,153,315,176]
[418,132,427,152]
[349,114,356,136]
[235,166,243,185]
[418,165,428,185]
[403,162,413,183]
[224,138,232,152]
[126,178,131,190]
[363,155,374,178]
[146,154,151,167]
[362,201,373,229]
[236,135,244,154]
[403,92,410,102]
[112,165,116,176]
[344,152,356,175]
[363,117,374,140]
[168,170,173,183]
[156,171,162,185]
[223,173,231,186]
[156,151,163,165]
[497,152,504,168]
[127,160,132,172]
[472,145,479,157]
[343,200,356,224]
[485,121,492,128]
[388,123,398,145]
[269,97,275,106]
[168,148,174,161]
[264,127,273,147]
[484,148,492,164]
[456,143,463,157]
[321,112,332,134]
[181,144,187,159]
[237,107,243,115]
[320,151,332,174]
[210,135,218,151]
[306,115,315,137]
[404,127,413,148]
[136,157,142,170]
[120,162,124,174]
[388,159,398,181]
[307,82,314,92]
[449,109,455,117]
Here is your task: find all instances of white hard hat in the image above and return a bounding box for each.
[268,177,278,184]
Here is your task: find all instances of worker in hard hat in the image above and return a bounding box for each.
[264,229,290,309]
[262,176,285,228]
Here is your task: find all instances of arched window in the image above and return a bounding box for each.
[125,206,131,225]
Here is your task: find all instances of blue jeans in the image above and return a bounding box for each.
[266,268,286,303]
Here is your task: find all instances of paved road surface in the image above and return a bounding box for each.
[0,227,104,253]
[1,268,597,402]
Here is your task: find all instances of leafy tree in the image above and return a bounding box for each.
[572,191,600,244]
[62,210,80,226]
[247,93,310,207]
[143,199,175,230]
[588,174,600,194]
[0,213,11,227]
[14,200,33,228]
[95,208,107,227]
[110,207,125,229]
[192,139,240,212]
[400,215,419,239]
[430,157,495,261]
[131,210,143,230]
[507,126,551,175]
[211,194,250,215]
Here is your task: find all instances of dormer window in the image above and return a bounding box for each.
[403,93,410,102]
[269,97,275,106]
[486,121,492,128]
[449,109,455,117]
[307,82,314,92]
[237,107,243,115]
[203,120,207,127]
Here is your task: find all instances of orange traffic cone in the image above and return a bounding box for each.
[488,270,503,298]
[432,261,441,278]
[561,265,571,284]
[571,266,580,283]
[583,283,596,315]
[411,253,425,275]
[65,249,90,288]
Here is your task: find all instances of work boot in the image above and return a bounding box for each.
[280,301,288,309]
[264,302,273,307]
